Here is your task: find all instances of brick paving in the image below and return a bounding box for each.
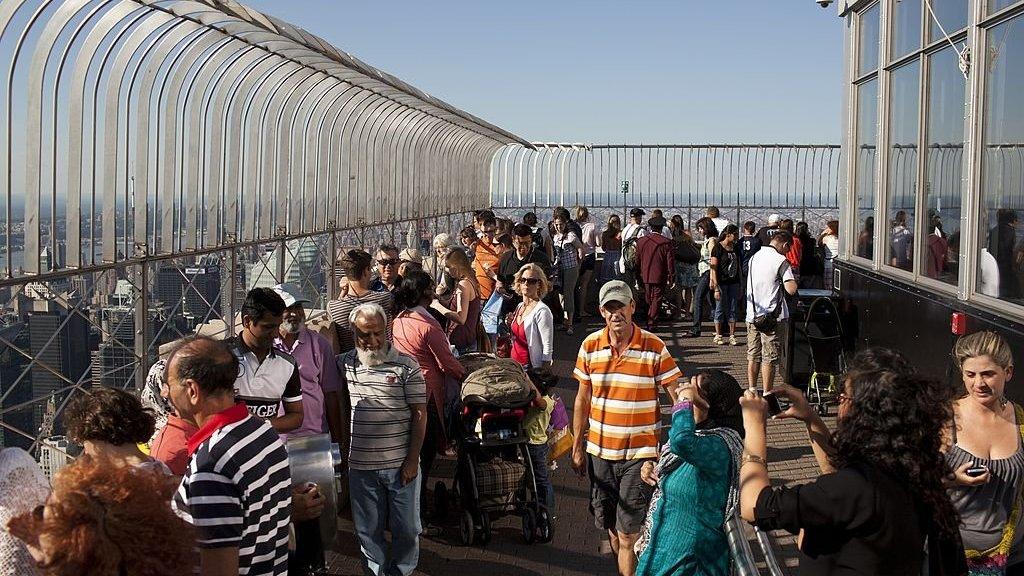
[325,315,832,575]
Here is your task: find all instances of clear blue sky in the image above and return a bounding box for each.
[242,1,845,144]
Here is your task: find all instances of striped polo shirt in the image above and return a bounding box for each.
[173,403,292,575]
[573,326,682,461]
[339,347,427,470]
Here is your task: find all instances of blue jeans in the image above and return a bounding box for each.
[714,282,740,328]
[527,443,555,513]
[691,271,711,334]
[349,467,422,576]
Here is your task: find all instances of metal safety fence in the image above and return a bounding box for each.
[0,0,526,459]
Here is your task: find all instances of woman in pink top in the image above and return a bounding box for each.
[392,269,466,518]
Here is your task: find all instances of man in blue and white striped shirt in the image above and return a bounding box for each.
[166,336,293,576]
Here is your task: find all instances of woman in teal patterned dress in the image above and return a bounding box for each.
[635,370,745,576]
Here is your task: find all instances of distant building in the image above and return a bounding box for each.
[0,319,32,449]
[27,301,91,436]
[247,238,325,307]
[38,436,74,481]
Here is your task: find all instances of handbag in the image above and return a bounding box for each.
[964,404,1024,575]
[547,427,573,462]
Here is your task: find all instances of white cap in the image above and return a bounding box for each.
[272,282,311,308]
[767,214,781,225]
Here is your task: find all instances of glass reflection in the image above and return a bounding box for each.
[989,0,1021,16]
[928,0,968,43]
[980,15,1024,303]
[886,61,919,272]
[859,3,881,76]
[922,47,965,286]
[892,0,921,61]
[856,78,878,260]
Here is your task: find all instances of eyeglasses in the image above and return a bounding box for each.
[519,277,542,285]
[377,259,400,266]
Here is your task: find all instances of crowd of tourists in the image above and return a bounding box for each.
[0,205,1018,576]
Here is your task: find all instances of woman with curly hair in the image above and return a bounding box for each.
[7,455,194,576]
[946,331,1024,574]
[739,348,967,575]
[63,387,169,474]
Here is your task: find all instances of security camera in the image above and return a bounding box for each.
[816,0,833,6]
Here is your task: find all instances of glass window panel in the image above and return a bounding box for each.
[980,15,1024,304]
[892,0,922,61]
[885,61,920,272]
[989,0,1022,16]
[859,3,881,76]
[855,78,879,259]
[928,0,968,42]
[920,47,965,286]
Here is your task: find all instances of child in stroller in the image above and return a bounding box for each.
[439,356,554,546]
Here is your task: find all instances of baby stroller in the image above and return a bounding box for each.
[803,297,847,416]
[435,354,553,546]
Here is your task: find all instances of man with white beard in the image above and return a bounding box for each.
[339,302,427,576]
[272,283,344,443]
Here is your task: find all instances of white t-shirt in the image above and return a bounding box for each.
[979,248,1000,297]
[711,217,731,235]
[746,247,796,322]
[580,221,599,255]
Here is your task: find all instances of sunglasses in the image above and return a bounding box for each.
[377,259,400,266]
[519,277,542,285]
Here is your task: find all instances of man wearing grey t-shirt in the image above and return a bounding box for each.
[340,302,427,576]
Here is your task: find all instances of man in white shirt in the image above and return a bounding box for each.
[707,206,731,237]
[745,230,798,392]
[618,208,648,275]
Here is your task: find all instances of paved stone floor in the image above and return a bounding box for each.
[325,315,834,575]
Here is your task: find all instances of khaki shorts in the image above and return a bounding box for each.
[747,320,787,364]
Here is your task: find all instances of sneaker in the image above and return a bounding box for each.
[729,335,739,346]
[713,335,724,345]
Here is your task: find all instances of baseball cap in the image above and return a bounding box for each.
[599,280,634,307]
[630,208,646,217]
[398,248,422,264]
[272,282,311,308]
[767,214,781,225]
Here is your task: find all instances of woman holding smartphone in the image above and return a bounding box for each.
[947,331,1024,574]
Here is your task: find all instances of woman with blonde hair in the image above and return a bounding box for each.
[946,330,1024,574]
[431,248,481,354]
[508,263,554,369]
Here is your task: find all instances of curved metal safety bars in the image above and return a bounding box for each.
[0,0,524,474]
[490,143,843,218]
[3,0,530,281]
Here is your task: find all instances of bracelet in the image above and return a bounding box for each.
[741,453,767,468]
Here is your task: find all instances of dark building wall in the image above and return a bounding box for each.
[836,261,1024,400]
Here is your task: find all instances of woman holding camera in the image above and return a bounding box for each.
[947,331,1024,574]
[739,348,967,575]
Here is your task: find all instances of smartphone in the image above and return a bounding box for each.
[754,388,783,416]
[965,465,988,478]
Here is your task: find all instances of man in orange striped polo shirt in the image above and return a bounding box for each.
[572,280,681,576]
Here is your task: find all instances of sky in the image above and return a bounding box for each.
[241,1,847,145]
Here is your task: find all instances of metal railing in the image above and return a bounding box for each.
[490,144,842,214]
[0,0,527,456]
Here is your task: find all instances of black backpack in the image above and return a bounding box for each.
[530,226,546,251]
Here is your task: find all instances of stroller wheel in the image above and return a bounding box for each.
[536,506,553,544]
[433,481,449,522]
[521,508,537,544]
[459,510,475,546]
[477,513,492,546]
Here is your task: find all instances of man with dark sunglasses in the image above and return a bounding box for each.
[370,244,403,295]
[497,224,553,316]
